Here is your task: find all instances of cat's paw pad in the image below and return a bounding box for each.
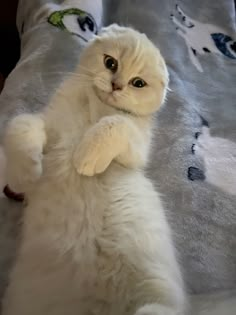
[73,142,114,176]
[7,150,43,193]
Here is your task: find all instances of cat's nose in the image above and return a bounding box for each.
[111,81,123,91]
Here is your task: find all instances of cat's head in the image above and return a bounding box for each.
[79,24,169,116]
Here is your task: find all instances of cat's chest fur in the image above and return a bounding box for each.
[43,85,117,157]
[24,90,123,269]
[18,83,146,310]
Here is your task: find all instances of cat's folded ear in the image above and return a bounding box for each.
[98,23,128,37]
[85,14,123,43]
[89,33,100,42]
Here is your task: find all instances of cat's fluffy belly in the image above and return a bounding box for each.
[3,167,183,315]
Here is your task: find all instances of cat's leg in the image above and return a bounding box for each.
[109,194,186,315]
[121,248,186,315]
[73,115,147,176]
[131,272,186,315]
[128,267,186,315]
[134,303,179,315]
[4,114,46,193]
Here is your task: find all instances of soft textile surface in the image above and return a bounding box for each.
[0,0,235,313]
[104,0,236,293]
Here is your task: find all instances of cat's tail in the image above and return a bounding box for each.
[190,291,236,315]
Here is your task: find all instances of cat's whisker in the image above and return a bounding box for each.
[77,64,99,76]
[95,78,109,87]
[118,92,130,101]
[56,83,94,101]
[43,71,93,80]
[57,84,93,99]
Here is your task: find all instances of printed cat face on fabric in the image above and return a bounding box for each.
[48,8,98,42]
[188,117,236,196]
[170,4,236,72]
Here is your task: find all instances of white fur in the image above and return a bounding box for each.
[2,25,185,315]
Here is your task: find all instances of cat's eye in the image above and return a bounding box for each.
[130,77,147,88]
[104,55,118,73]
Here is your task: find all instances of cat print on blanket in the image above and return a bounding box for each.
[188,118,236,196]
[170,4,236,72]
[33,0,99,42]
[48,8,98,41]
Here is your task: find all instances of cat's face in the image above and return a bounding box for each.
[79,24,169,116]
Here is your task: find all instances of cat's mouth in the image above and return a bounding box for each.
[93,86,133,115]
[93,85,116,104]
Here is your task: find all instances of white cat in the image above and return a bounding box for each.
[2,25,186,315]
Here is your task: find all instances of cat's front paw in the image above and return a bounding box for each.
[7,149,43,193]
[73,139,116,177]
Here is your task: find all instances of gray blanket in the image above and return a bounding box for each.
[107,0,236,293]
[0,0,235,313]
